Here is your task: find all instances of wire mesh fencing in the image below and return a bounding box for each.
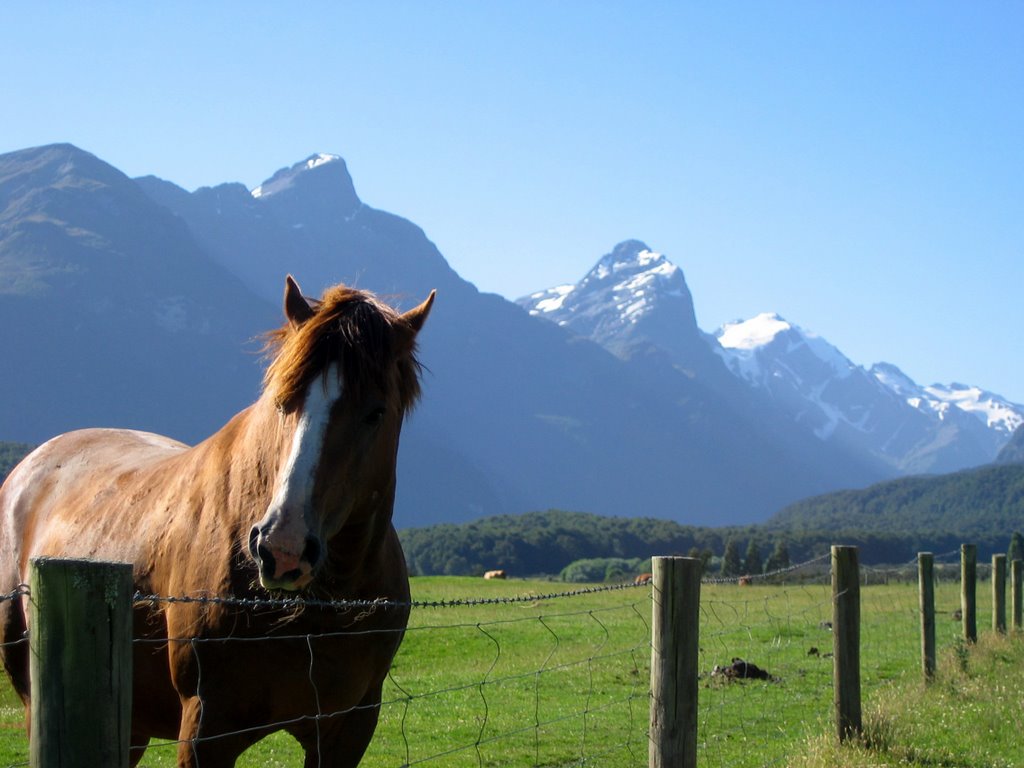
[0,547,1020,767]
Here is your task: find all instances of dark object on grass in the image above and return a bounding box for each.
[711,657,775,681]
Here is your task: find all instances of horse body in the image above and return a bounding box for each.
[0,277,433,767]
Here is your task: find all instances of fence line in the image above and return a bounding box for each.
[1,553,849,768]
[132,580,646,613]
[9,547,1023,767]
[127,592,652,766]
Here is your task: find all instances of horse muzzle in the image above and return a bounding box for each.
[248,524,323,591]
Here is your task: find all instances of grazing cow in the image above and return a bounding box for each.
[483,569,507,579]
[634,573,653,585]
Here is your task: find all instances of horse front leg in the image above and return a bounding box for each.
[176,696,260,768]
[295,682,386,768]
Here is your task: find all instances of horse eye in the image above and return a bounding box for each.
[364,407,386,426]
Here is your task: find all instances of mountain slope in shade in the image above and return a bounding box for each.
[0,144,276,443]
[139,163,886,526]
[995,425,1024,465]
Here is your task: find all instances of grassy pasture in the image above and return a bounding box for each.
[0,575,1021,767]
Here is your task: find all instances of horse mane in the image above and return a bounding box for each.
[261,284,423,413]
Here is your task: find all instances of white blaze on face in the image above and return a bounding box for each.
[267,363,343,546]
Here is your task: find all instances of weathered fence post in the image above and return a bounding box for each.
[832,545,861,742]
[918,552,935,680]
[1013,559,1023,632]
[992,554,1007,634]
[29,557,133,768]
[961,544,977,643]
[650,556,701,768]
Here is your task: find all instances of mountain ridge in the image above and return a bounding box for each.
[520,244,1023,474]
[2,143,1010,531]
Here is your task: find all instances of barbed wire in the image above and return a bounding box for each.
[7,548,1010,767]
[700,552,831,585]
[0,585,28,603]
[131,579,648,614]
[127,596,651,766]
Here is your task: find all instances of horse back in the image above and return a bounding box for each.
[0,428,189,588]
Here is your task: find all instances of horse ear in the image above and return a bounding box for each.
[401,290,436,335]
[283,275,315,328]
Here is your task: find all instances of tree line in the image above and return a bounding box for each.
[0,442,33,483]
[399,509,839,579]
[400,497,1024,580]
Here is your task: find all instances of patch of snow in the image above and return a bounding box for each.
[622,298,647,320]
[716,313,791,351]
[873,364,1024,435]
[924,383,1024,433]
[529,285,575,314]
[716,313,852,379]
[306,153,340,170]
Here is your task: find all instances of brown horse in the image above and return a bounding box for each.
[0,276,434,767]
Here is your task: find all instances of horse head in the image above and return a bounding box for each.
[248,276,434,591]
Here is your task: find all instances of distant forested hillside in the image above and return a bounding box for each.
[0,442,33,484]
[767,463,1024,539]
[399,510,743,577]
[400,463,1024,577]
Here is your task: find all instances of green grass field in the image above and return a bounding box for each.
[1,575,1021,767]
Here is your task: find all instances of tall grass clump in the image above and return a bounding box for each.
[790,631,1024,768]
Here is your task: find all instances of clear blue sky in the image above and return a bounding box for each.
[4,3,1023,402]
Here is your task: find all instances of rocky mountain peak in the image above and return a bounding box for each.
[250,152,360,224]
[517,240,696,347]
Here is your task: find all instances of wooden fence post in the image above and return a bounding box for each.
[29,557,133,768]
[832,545,861,742]
[918,552,935,680]
[961,544,977,643]
[650,556,701,768]
[992,554,1007,634]
[1013,559,1023,632]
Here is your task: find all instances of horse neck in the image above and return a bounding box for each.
[198,395,291,521]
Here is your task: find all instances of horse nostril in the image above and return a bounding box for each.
[302,536,322,569]
[256,543,277,578]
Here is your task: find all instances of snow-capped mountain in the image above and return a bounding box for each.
[871,363,1023,437]
[523,240,689,328]
[522,242,1024,475]
[712,314,1022,472]
[520,240,711,367]
[251,153,342,199]
[712,313,1024,471]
